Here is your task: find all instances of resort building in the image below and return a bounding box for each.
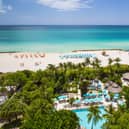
[107,82,122,94]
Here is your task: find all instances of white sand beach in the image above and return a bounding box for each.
[0,50,129,73]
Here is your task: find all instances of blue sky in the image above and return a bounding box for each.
[0,0,129,25]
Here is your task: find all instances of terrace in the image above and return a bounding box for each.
[54,80,125,110]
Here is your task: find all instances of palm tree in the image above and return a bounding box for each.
[63,63,67,71]
[91,58,101,69]
[114,57,121,74]
[102,104,122,129]
[114,57,121,68]
[108,58,113,66]
[122,86,129,109]
[84,58,91,67]
[59,63,63,69]
[47,64,56,71]
[79,80,90,97]
[0,94,26,122]
[95,58,101,67]
[87,106,102,129]
[91,61,96,69]
[104,104,114,115]
[114,57,121,64]
[69,98,75,107]
[67,62,74,69]
[108,58,114,73]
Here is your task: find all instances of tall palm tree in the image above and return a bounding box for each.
[104,104,114,115]
[114,57,121,67]
[114,57,121,64]
[47,64,56,71]
[108,58,113,66]
[63,63,67,72]
[67,62,74,69]
[114,57,121,73]
[91,58,101,69]
[59,63,63,68]
[69,98,75,107]
[87,106,102,129]
[79,80,90,97]
[84,58,91,67]
[102,104,121,129]
[108,58,113,73]
[95,58,101,67]
[91,61,96,69]
[122,86,129,109]
[0,94,26,122]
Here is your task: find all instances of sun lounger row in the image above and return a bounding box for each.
[14,53,45,59]
[60,53,96,59]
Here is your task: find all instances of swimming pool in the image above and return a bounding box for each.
[73,106,106,129]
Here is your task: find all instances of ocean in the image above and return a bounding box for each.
[0,25,129,52]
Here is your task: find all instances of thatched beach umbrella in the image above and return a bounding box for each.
[123,73,129,81]
[108,84,122,93]
[105,83,110,88]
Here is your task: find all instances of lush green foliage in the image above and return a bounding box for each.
[0,59,129,129]
[0,68,80,129]
[102,87,129,129]
[102,105,129,129]
[21,110,79,129]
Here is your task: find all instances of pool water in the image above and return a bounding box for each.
[73,107,106,129]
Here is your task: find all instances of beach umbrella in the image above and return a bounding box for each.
[57,95,68,101]
[103,89,108,95]
[105,95,110,100]
[114,93,119,97]
[88,98,94,103]
[83,93,88,97]
[83,99,90,103]
[108,86,122,93]
[96,97,103,102]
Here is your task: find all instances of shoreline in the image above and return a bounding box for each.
[0,48,127,54]
[0,51,20,53]
[72,48,125,52]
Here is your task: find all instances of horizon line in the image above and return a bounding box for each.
[0,24,129,26]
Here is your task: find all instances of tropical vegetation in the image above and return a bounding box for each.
[0,57,129,128]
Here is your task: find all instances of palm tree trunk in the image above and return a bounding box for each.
[15,114,18,120]
[8,118,11,123]
[91,120,94,129]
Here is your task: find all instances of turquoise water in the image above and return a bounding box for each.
[73,107,106,129]
[0,25,129,52]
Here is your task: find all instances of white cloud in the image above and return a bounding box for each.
[0,0,13,14]
[37,0,92,11]
[7,5,13,11]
